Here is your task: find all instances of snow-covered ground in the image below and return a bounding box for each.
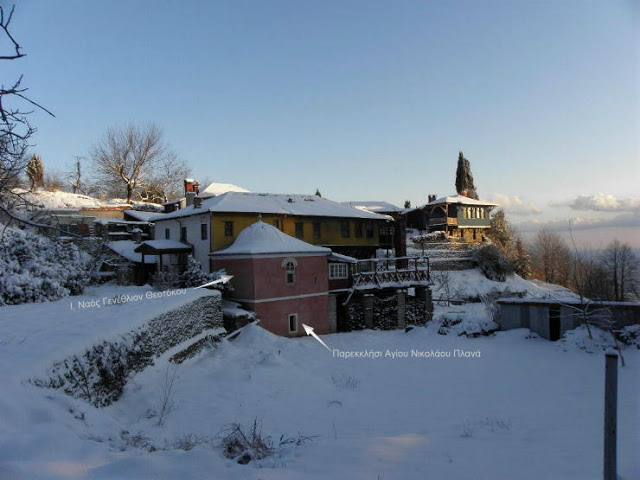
[0,282,638,479]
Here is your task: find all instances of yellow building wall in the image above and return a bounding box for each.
[210,213,386,252]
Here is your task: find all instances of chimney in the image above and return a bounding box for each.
[131,227,142,244]
[460,190,468,197]
[193,181,200,195]
[193,196,203,209]
[184,178,195,194]
[428,194,437,203]
[185,191,195,207]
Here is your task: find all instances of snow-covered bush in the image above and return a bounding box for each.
[181,255,223,288]
[432,303,498,337]
[473,244,514,282]
[618,325,640,349]
[0,230,90,305]
[151,257,225,290]
[151,270,180,290]
[218,419,313,465]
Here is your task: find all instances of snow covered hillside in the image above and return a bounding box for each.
[17,189,132,209]
[0,280,638,479]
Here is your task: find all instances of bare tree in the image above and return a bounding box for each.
[560,228,626,362]
[601,239,639,302]
[90,123,178,204]
[0,5,54,225]
[137,154,190,204]
[531,229,572,286]
[156,366,177,426]
[44,169,65,192]
[65,156,84,194]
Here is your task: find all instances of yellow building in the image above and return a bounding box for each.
[151,192,394,273]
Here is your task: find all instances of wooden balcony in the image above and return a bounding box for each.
[429,217,457,226]
[343,256,431,304]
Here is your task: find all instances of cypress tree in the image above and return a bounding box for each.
[454,151,478,200]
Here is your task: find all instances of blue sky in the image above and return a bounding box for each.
[3,0,639,246]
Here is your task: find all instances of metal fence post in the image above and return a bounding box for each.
[604,353,618,480]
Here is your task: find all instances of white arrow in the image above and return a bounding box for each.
[194,275,234,289]
[302,324,332,352]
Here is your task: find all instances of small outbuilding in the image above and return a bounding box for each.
[497,298,640,341]
[210,221,332,337]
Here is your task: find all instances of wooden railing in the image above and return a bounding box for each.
[429,217,457,226]
[340,256,429,299]
[342,256,430,304]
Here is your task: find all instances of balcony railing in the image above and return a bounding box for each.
[343,256,431,304]
[429,217,457,226]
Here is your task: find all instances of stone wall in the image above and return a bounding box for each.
[339,287,433,331]
[32,292,223,407]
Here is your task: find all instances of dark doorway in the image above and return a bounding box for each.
[336,294,349,332]
[549,306,561,341]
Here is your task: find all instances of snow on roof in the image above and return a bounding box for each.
[154,192,393,221]
[124,209,162,222]
[134,240,193,252]
[423,194,498,208]
[341,201,404,213]
[497,298,640,308]
[211,221,331,256]
[329,252,358,263]
[201,182,250,197]
[94,218,151,225]
[106,241,157,264]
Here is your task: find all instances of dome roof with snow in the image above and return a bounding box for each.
[211,221,331,256]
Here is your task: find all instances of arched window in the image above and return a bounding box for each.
[282,257,298,285]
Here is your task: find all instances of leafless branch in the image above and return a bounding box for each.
[0,6,25,60]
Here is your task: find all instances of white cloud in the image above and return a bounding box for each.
[515,212,640,232]
[487,193,542,216]
[563,193,640,212]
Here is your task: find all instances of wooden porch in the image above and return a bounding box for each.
[344,256,431,304]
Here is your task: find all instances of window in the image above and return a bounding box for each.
[224,221,233,237]
[340,221,350,238]
[165,228,170,240]
[288,313,298,333]
[295,222,304,239]
[272,219,281,230]
[200,223,208,240]
[329,263,348,279]
[354,222,363,238]
[313,222,321,239]
[366,222,374,238]
[283,258,297,285]
[180,226,187,242]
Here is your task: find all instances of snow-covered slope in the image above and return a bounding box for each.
[0,288,638,479]
[18,190,131,209]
